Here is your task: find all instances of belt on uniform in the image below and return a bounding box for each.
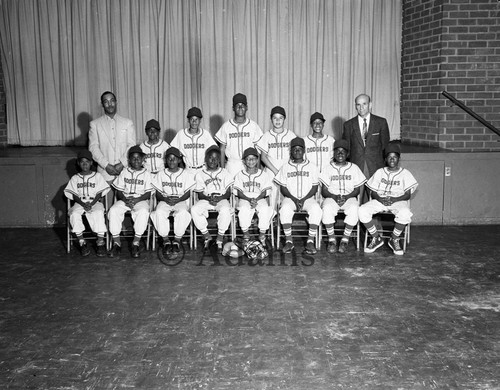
[188,165,204,169]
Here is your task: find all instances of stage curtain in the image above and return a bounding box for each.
[0,0,401,146]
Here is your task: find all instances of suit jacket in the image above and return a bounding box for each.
[342,114,390,178]
[88,114,136,181]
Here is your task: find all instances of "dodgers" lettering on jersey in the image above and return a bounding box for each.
[330,174,352,181]
[229,132,250,139]
[306,146,329,152]
[77,182,96,188]
[381,178,401,186]
[205,177,222,186]
[144,152,163,158]
[162,182,184,188]
[124,178,145,185]
[268,142,291,149]
[287,171,310,178]
[242,181,262,189]
[184,143,205,149]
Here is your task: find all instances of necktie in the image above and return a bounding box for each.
[362,118,367,142]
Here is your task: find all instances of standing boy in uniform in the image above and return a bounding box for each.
[64,150,110,257]
[319,139,366,254]
[304,112,335,172]
[256,106,297,207]
[108,145,153,258]
[233,147,274,244]
[170,107,216,174]
[215,93,263,177]
[359,143,418,255]
[275,137,322,254]
[140,119,170,174]
[150,147,194,255]
[191,145,234,251]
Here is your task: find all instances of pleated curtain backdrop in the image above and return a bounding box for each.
[0,0,401,146]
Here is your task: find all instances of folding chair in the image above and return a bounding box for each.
[318,195,361,251]
[363,199,411,253]
[66,197,109,253]
[275,192,321,250]
[192,190,236,250]
[150,193,194,251]
[108,193,154,251]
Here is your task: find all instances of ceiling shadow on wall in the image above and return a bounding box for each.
[331,116,346,140]
[66,112,93,147]
[163,128,177,144]
[209,115,224,138]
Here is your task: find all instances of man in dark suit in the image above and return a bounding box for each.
[342,94,390,178]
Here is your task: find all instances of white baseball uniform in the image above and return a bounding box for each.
[140,140,170,173]
[274,160,322,226]
[191,167,234,235]
[150,168,194,239]
[359,167,418,225]
[304,134,336,172]
[215,118,263,177]
[233,168,274,232]
[108,167,153,236]
[319,162,366,226]
[256,128,297,173]
[256,128,297,208]
[64,172,110,235]
[170,128,216,172]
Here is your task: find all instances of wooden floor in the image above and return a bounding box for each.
[1,226,499,389]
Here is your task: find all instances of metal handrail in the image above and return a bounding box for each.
[442,91,500,137]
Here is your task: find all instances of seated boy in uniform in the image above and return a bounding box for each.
[191,145,234,251]
[64,150,110,257]
[359,143,418,255]
[150,147,194,255]
[274,137,322,254]
[108,145,153,258]
[320,139,366,254]
[233,147,274,245]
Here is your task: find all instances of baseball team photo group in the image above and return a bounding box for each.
[1,1,500,389]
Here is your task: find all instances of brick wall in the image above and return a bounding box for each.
[401,0,500,151]
[0,56,6,147]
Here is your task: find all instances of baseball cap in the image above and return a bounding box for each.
[384,143,401,156]
[205,145,221,156]
[187,107,203,119]
[165,147,182,158]
[77,150,93,161]
[128,145,145,157]
[334,139,349,151]
[242,147,259,159]
[290,137,305,149]
[270,106,286,119]
[145,119,161,131]
[310,112,325,124]
[232,93,247,106]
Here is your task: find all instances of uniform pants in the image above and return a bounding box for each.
[150,201,191,238]
[321,197,359,227]
[279,197,322,226]
[237,199,274,232]
[191,199,232,234]
[358,200,413,225]
[108,200,150,236]
[69,202,107,235]
[226,159,245,178]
